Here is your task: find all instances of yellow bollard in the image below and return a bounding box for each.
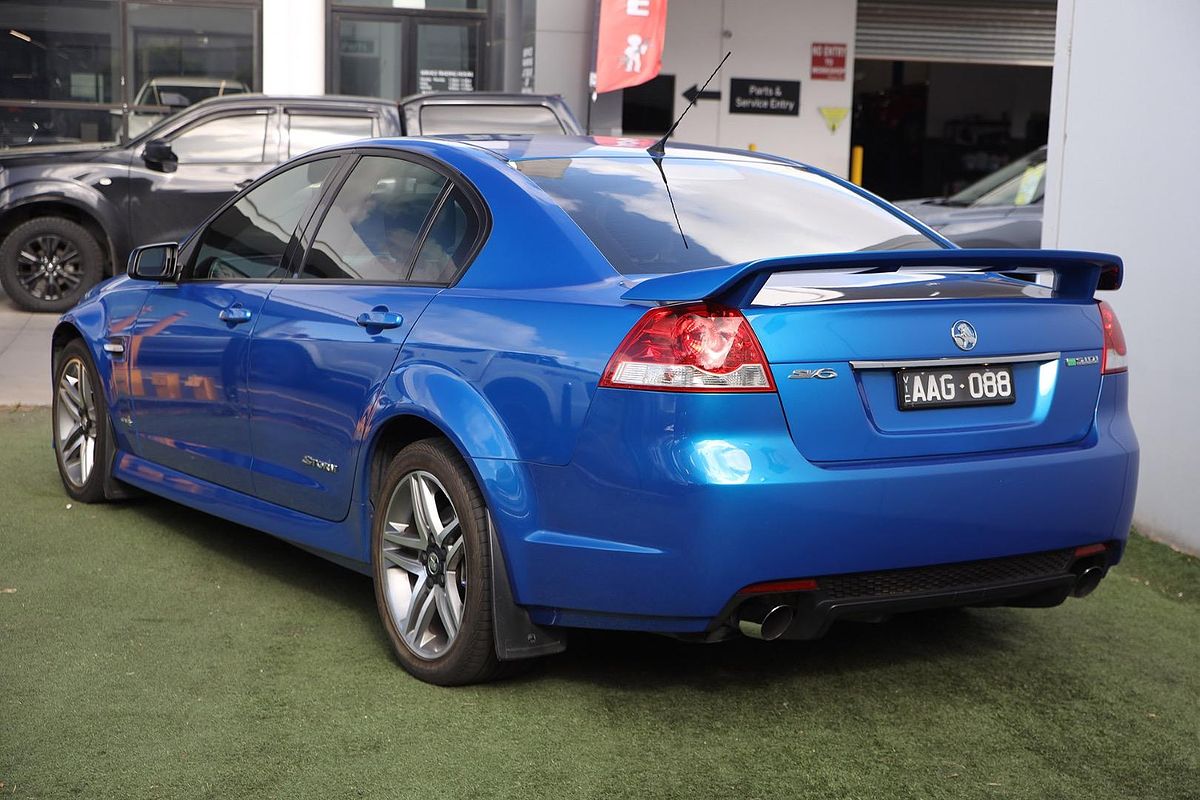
[850,145,864,186]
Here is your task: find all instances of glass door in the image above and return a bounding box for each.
[330,12,483,100]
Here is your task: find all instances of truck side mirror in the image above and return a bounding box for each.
[127,242,180,281]
[142,139,178,173]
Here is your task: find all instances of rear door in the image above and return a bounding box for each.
[247,151,484,521]
[128,156,339,493]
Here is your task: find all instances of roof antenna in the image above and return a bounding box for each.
[648,50,730,157]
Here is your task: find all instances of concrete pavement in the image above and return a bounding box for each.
[0,290,56,406]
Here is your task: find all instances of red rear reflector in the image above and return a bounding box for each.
[600,302,776,392]
[1074,543,1108,558]
[1098,301,1128,374]
[738,578,819,595]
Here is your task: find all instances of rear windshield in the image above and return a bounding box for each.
[420,105,566,135]
[516,157,938,275]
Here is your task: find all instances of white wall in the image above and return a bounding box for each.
[533,0,623,133]
[663,0,857,175]
[263,0,325,95]
[1044,0,1200,553]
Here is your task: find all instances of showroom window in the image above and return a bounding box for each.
[329,1,485,100]
[0,0,261,147]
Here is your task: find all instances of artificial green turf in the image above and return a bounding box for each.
[1,407,1197,800]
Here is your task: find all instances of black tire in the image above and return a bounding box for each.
[0,216,104,312]
[371,438,506,685]
[51,339,110,503]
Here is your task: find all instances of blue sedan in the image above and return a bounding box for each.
[50,136,1138,685]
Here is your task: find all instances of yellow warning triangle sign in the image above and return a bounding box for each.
[819,106,849,134]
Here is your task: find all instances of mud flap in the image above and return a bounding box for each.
[489,514,566,660]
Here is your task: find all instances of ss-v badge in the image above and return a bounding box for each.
[788,368,839,380]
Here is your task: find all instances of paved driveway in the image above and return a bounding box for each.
[0,290,56,406]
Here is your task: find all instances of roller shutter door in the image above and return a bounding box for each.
[856,0,1057,66]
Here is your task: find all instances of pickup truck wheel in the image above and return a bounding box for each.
[0,216,103,312]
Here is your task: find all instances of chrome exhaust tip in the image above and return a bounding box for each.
[1072,565,1104,598]
[737,604,794,641]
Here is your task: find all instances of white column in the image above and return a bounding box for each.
[262,0,326,95]
[1045,0,1200,553]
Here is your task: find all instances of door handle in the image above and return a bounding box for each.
[218,305,253,324]
[235,179,254,190]
[356,310,403,330]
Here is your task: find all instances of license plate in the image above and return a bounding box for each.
[896,364,1015,411]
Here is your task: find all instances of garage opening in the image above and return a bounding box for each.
[852,0,1055,202]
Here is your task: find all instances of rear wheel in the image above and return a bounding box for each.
[0,216,104,312]
[52,339,109,503]
[372,438,505,685]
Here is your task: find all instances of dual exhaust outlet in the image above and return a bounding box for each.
[736,564,1106,640]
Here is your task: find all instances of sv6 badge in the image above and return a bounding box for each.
[788,368,839,380]
[302,455,339,474]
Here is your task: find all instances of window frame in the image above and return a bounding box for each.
[285,147,490,288]
[179,151,347,283]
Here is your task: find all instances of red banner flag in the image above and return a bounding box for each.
[594,0,669,94]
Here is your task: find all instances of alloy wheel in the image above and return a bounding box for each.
[379,470,468,660]
[15,234,84,302]
[56,357,98,488]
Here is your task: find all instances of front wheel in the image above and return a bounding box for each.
[0,216,104,312]
[372,438,505,685]
[52,339,110,503]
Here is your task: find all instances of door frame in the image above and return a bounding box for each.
[326,6,488,99]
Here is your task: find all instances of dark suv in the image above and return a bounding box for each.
[0,91,582,312]
[0,95,400,311]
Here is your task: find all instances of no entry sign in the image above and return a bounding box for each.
[811,42,847,81]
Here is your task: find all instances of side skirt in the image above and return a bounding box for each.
[112,450,366,562]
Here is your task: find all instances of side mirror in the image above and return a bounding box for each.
[127,242,180,281]
[142,138,178,173]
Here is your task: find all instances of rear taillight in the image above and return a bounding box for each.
[600,302,776,392]
[1098,301,1128,374]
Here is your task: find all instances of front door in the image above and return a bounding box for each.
[248,152,481,521]
[128,108,279,247]
[128,156,339,493]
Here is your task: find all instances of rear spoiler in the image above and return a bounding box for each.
[620,248,1123,304]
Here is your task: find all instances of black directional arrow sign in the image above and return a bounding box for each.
[682,84,721,104]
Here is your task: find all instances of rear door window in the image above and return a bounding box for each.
[287,113,376,157]
[409,187,480,283]
[191,158,337,279]
[300,156,447,281]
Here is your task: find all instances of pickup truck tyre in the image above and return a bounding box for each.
[1,216,104,312]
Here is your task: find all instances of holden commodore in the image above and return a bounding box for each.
[50,136,1139,685]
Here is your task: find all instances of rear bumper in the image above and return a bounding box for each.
[481,372,1138,634]
[711,545,1111,642]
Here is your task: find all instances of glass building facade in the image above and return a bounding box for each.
[1,0,262,145]
[0,0,508,148]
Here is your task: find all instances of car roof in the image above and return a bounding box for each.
[147,76,248,88]
[399,134,804,166]
[175,93,395,112]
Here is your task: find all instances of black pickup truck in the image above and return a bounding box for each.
[0,92,580,311]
